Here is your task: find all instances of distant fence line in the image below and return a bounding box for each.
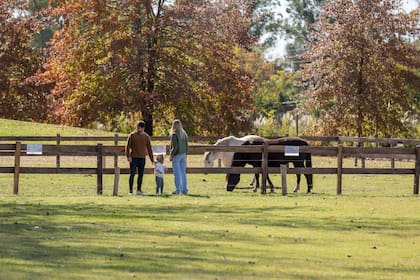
[1,140,419,196]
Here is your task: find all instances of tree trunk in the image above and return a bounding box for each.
[142,110,153,136]
[356,48,365,137]
[142,63,155,136]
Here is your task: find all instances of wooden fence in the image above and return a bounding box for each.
[1,134,419,169]
[1,140,419,196]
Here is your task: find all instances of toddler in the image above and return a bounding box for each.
[154,154,166,194]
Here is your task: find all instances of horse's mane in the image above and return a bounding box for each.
[264,136,308,145]
[214,135,307,146]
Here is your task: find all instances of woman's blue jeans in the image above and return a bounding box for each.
[172,153,187,194]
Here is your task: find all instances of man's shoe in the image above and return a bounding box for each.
[172,191,180,195]
[128,192,133,195]
[136,190,144,195]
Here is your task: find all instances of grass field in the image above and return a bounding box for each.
[1,119,419,279]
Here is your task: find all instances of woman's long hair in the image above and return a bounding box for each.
[171,119,186,134]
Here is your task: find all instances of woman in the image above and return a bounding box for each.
[169,119,188,195]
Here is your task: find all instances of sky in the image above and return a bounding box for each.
[265,0,419,60]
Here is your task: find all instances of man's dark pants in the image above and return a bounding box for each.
[129,157,146,193]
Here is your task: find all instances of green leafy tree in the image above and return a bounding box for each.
[253,69,301,136]
[255,70,299,119]
[300,0,420,138]
[249,0,282,48]
[277,0,325,70]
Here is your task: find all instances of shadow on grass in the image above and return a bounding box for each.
[1,199,419,279]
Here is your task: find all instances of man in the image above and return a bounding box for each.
[125,120,154,195]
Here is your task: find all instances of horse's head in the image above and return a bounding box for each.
[225,173,240,191]
[203,151,215,168]
[224,150,248,191]
[203,136,237,168]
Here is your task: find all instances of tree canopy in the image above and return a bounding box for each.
[33,0,262,135]
[300,0,420,137]
[1,0,419,138]
[0,0,49,121]
[277,0,325,70]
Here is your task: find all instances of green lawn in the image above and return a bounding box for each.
[1,119,419,279]
[0,118,117,137]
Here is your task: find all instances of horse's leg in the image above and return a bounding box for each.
[293,174,301,192]
[254,173,273,192]
[267,175,275,192]
[305,153,313,193]
[304,174,312,193]
[292,161,303,193]
[253,173,259,192]
[249,174,256,186]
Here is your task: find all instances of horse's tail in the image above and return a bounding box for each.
[305,152,313,191]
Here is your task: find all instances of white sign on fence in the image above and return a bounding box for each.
[285,146,299,157]
[26,144,43,155]
[152,145,166,155]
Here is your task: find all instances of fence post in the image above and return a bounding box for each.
[337,144,343,195]
[353,138,358,167]
[414,145,420,195]
[114,133,119,168]
[261,141,268,195]
[390,142,395,168]
[281,164,288,196]
[56,133,61,169]
[113,167,120,196]
[361,140,365,168]
[97,144,103,195]
[13,141,21,195]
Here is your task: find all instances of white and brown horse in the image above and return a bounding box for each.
[203,135,275,192]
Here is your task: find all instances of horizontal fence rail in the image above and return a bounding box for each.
[1,140,419,196]
[2,144,416,158]
[1,135,419,145]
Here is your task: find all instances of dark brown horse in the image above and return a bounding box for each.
[225,136,313,193]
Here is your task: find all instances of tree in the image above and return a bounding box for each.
[0,0,49,121]
[36,0,261,135]
[276,0,325,70]
[248,0,282,48]
[27,0,54,48]
[300,0,420,138]
[254,70,299,120]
